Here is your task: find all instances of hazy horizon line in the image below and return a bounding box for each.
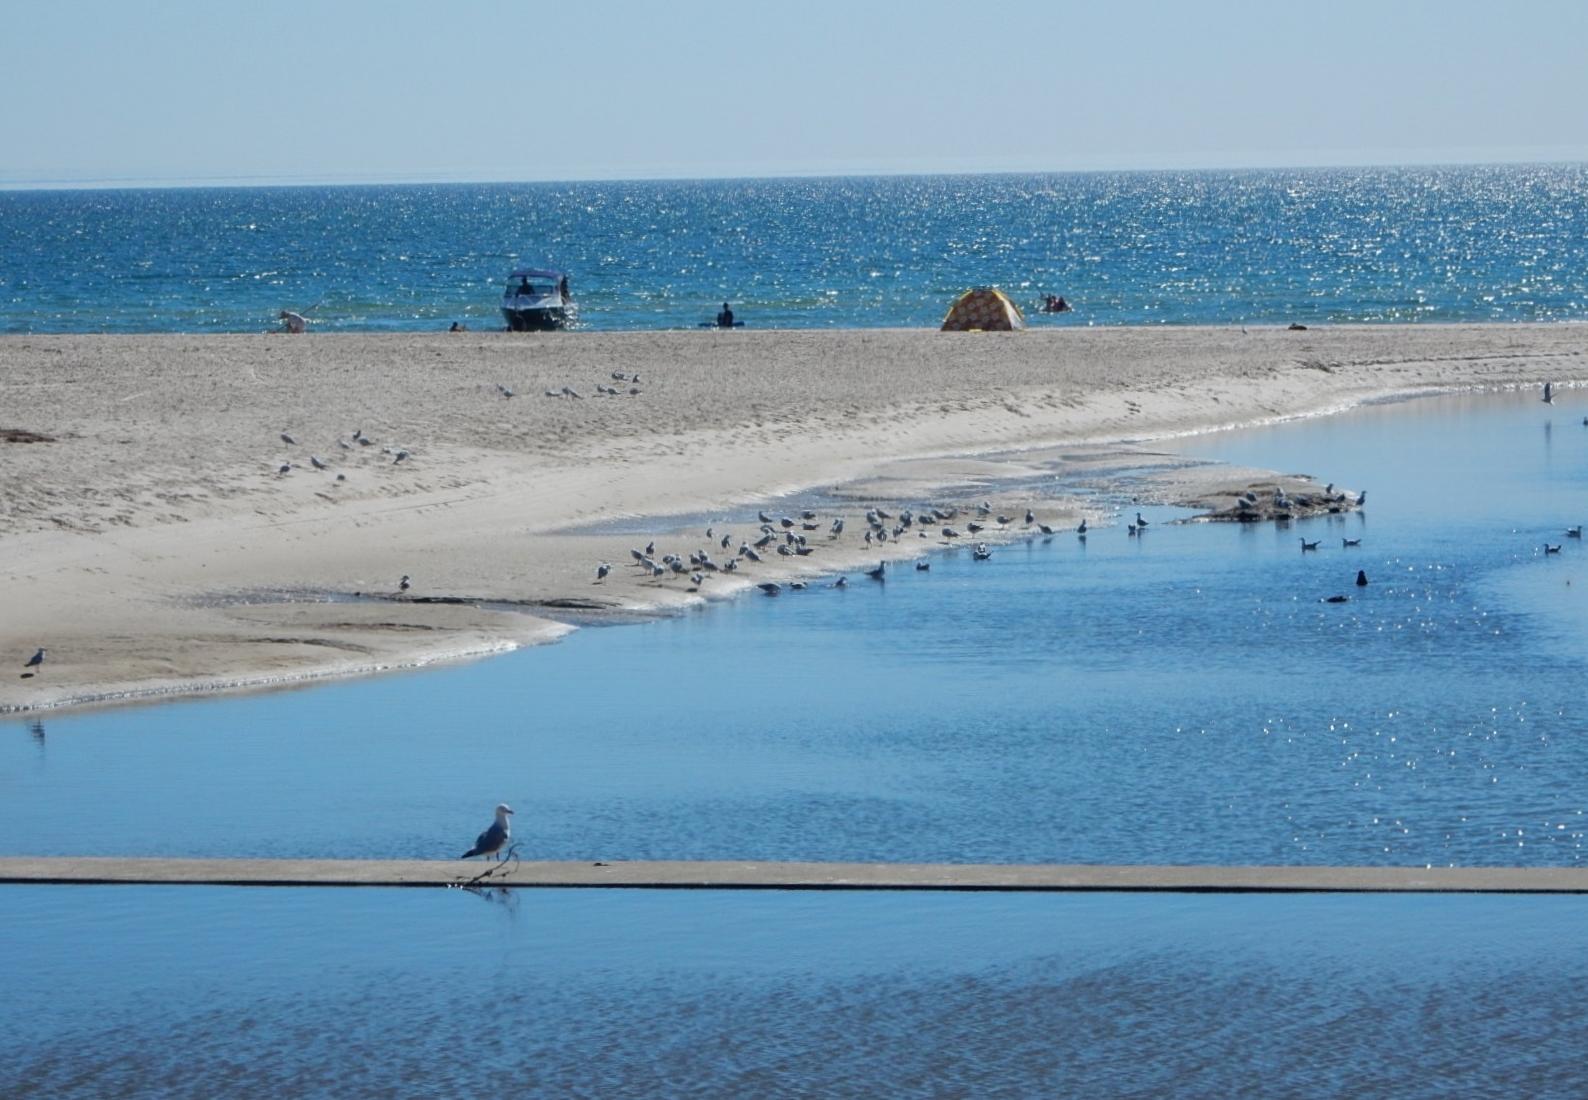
[4,152,1585,193]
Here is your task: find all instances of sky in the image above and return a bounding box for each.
[4,0,1586,187]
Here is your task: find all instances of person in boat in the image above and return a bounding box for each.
[716,301,735,328]
[517,276,533,297]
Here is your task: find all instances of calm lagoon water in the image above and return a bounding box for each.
[7,886,1588,1099]
[3,388,1586,867]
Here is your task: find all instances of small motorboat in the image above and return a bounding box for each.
[501,268,573,331]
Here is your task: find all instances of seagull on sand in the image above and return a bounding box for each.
[596,562,611,581]
[280,431,297,445]
[461,804,514,860]
[497,383,514,399]
[309,455,328,470]
[23,647,45,673]
[399,574,411,593]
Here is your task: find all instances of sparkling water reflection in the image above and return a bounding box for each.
[4,166,1587,332]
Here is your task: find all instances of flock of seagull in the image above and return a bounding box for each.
[271,427,409,479]
[591,499,1077,597]
[541,371,645,400]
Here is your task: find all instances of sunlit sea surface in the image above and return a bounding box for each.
[4,164,1587,332]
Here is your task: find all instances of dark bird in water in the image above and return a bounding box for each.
[757,582,782,596]
[916,560,930,571]
[1355,490,1367,507]
[1356,570,1369,587]
[866,562,886,581]
[1342,537,1361,548]
[1300,539,1320,552]
[1322,595,1350,604]
[1038,524,1054,535]
[1544,544,1562,555]
[1567,526,1583,539]
[1077,519,1088,535]
[1543,382,1553,404]
[832,576,848,588]
[461,804,514,860]
[1025,509,1035,525]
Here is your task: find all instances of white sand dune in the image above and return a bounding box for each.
[1,325,1580,712]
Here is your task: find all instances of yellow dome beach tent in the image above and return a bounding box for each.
[940,287,1026,331]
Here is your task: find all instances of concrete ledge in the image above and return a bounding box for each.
[3,857,1588,893]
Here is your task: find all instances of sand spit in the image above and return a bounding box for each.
[2,325,1581,712]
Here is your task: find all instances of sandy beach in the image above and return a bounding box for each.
[2,324,1582,713]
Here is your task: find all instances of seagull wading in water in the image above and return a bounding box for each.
[461,804,514,860]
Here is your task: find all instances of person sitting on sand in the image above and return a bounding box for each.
[716,302,735,328]
[449,321,466,332]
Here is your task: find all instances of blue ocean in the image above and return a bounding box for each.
[3,164,1587,332]
[7,166,1588,1096]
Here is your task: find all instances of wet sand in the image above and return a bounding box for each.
[2,324,1581,712]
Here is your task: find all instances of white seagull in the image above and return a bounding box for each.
[461,804,514,860]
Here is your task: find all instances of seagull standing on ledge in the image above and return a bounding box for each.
[461,804,514,860]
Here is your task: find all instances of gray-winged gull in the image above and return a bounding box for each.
[461,803,514,860]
